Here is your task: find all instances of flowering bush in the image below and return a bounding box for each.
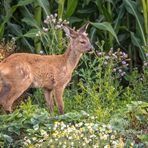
[35,14,69,54]
[1,100,145,148]
[96,48,130,78]
[29,121,124,148]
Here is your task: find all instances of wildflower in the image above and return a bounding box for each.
[112,53,117,57]
[68,136,72,140]
[36,31,42,37]
[93,144,99,148]
[144,62,148,67]
[120,72,126,76]
[62,145,66,148]
[71,142,74,146]
[32,137,37,141]
[102,134,108,140]
[102,124,107,128]
[40,129,47,136]
[118,69,122,73]
[36,33,39,37]
[43,27,48,32]
[39,139,44,143]
[111,135,115,140]
[50,14,54,18]
[145,53,148,57]
[90,134,96,138]
[24,139,31,144]
[63,19,69,25]
[39,50,44,54]
[105,55,110,60]
[122,61,126,65]
[113,68,116,72]
[54,13,58,17]
[104,61,108,65]
[112,140,118,145]
[58,18,62,22]
[55,24,62,29]
[47,15,50,20]
[139,77,143,81]
[104,145,110,148]
[77,122,83,127]
[44,19,48,24]
[52,18,56,23]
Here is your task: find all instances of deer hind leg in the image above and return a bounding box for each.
[54,86,65,114]
[1,79,32,113]
[43,88,54,113]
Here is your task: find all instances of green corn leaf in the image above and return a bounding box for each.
[130,32,146,60]
[37,0,50,16]
[17,0,34,6]
[66,0,78,17]
[91,22,119,44]
[22,17,39,29]
[124,0,146,46]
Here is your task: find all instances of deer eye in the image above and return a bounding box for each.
[80,41,86,44]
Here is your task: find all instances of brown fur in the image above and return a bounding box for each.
[0,25,92,114]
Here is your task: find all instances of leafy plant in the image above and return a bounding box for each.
[110,101,148,147]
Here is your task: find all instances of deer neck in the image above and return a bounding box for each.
[64,45,82,73]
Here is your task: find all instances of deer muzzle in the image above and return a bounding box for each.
[87,44,94,53]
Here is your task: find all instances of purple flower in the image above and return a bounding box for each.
[122,61,126,65]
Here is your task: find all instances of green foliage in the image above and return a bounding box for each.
[0,99,147,147]
[0,0,148,147]
[110,101,148,147]
[0,0,147,62]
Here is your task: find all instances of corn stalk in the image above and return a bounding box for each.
[34,4,42,53]
[57,0,65,50]
[141,0,148,52]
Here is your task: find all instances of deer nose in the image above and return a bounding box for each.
[87,44,94,52]
[89,44,94,50]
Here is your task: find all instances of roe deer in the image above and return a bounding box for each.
[0,24,93,114]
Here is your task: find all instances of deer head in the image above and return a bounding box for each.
[63,24,93,53]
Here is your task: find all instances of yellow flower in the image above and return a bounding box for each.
[111,135,116,140]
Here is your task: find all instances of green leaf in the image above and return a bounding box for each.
[22,17,39,29]
[91,22,120,44]
[7,23,23,36]
[17,0,34,6]
[66,0,78,17]
[24,29,39,38]
[37,0,50,16]
[114,4,125,33]
[138,134,148,143]
[130,32,146,60]
[69,17,82,24]
[124,0,146,45]
[3,135,13,143]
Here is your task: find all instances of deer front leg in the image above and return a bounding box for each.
[43,88,54,113]
[54,86,65,114]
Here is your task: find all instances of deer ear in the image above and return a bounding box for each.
[63,26,77,38]
[78,23,89,33]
